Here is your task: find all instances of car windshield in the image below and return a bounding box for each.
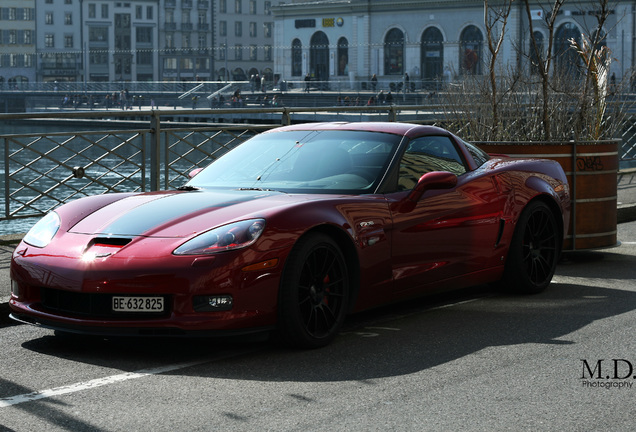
[187,130,403,193]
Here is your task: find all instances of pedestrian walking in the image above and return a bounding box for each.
[371,74,378,91]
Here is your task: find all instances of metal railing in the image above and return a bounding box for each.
[2,106,636,224]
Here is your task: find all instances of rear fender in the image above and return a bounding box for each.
[523,174,570,242]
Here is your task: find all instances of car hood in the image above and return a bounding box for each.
[69,189,297,238]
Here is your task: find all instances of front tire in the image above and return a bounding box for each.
[278,233,349,348]
[501,201,560,294]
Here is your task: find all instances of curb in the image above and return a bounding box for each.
[618,203,636,224]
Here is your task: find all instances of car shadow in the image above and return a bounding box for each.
[18,250,636,383]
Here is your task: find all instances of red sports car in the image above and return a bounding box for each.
[9,122,570,348]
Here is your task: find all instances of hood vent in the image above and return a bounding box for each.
[92,237,132,247]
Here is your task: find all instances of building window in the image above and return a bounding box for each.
[384,28,404,75]
[264,45,272,61]
[147,6,153,20]
[89,27,108,42]
[235,21,242,37]
[529,31,544,75]
[219,21,227,37]
[24,30,33,44]
[555,22,581,76]
[183,33,191,49]
[9,31,17,45]
[166,33,174,48]
[219,0,226,14]
[235,0,242,14]
[90,52,108,65]
[65,13,72,25]
[136,27,153,43]
[263,22,272,38]
[249,22,257,37]
[24,8,35,21]
[235,44,242,60]
[166,9,174,23]
[265,1,271,15]
[459,25,483,75]
[198,34,206,48]
[45,12,54,25]
[45,34,54,48]
[250,45,257,60]
[219,46,226,60]
[88,4,96,18]
[291,38,302,76]
[421,27,444,80]
[65,0,72,4]
[101,4,109,19]
[250,0,256,14]
[180,58,194,70]
[337,37,348,76]
[65,35,74,48]
[198,11,207,25]
[196,57,209,70]
[310,31,329,81]
[137,51,153,65]
[164,57,177,70]
[136,6,143,19]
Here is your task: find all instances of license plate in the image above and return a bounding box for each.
[112,296,164,313]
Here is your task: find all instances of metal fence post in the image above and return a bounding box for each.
[150,111,161,191]
[3,137,9,219]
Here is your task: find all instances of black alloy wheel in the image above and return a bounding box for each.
[502,200,560,294]
[279,233,349,348]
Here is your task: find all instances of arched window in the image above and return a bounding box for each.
[232,68,246,81]
[554,23,581,76]
[262,67,273,82]
[384,28,404,76]
[310,31,329,83]
[291,38,302,77]
[421,27,443,82]
[460,25,483,75]
[337,37,348,76]
[529,31,544,75]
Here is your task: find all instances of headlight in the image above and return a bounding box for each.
[23,212,61,248]
[174,219,266,255]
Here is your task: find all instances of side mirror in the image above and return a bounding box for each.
[407,171,457,203]
[188,168,203,178]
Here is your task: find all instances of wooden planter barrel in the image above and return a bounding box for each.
[476,140,620,251]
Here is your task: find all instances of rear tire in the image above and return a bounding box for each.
[278,233,349,348]
[501,201,560,294]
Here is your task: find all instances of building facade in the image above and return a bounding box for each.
[159,0,212,81]
[36,0,82,83]
[272,0,632,87]
[82,0,160,82]
[0,1,37,87]
[213,0,280,82]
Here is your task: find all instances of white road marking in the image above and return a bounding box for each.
[0,359,208,408]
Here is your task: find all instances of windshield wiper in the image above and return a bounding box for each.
[238,187,278,192]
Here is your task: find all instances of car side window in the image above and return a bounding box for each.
[398,136,467,190]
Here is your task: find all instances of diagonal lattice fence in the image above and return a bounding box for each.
[2,107,636,225]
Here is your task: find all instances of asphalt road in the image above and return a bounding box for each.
[1,222,636,431]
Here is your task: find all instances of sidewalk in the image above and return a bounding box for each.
[2,176,636,316]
